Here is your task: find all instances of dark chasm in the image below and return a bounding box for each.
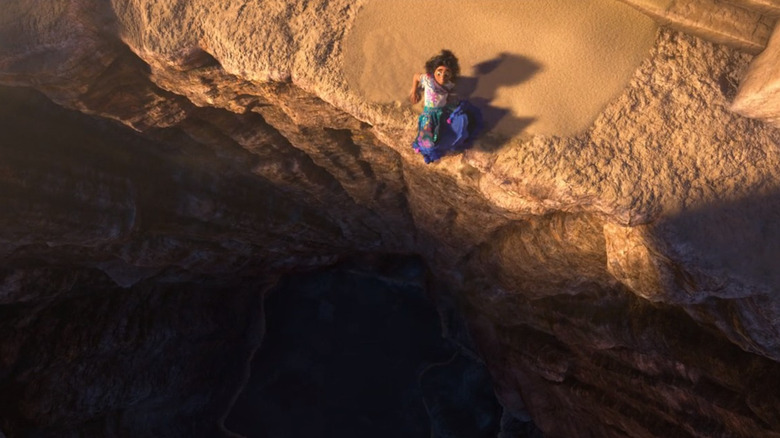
[0,86,542,438]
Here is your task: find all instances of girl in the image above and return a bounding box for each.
[410,50,480,164]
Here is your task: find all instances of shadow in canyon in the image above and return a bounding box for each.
[488,281,780,438]
[6,65,780,437]
[455,52,541,153]
[223,255,523,438]
[0,85,541,438]
[653,189,780,298]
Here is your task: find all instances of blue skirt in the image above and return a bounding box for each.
[412,101,483,164]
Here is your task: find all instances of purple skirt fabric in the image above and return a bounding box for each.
[412,101,483,164]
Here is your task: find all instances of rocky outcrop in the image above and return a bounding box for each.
[2,1,780,437]
[733,23,780,125]
[619,0,780,129]
[618,0,778,54]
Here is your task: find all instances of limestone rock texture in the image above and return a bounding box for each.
[732,22,780,125]
[2,1,780,438]
[618,0,778,54]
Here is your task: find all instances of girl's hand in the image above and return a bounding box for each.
[410,73,422,104]
[409,88,421,104]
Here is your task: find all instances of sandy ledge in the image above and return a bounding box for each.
[343,0,658,137]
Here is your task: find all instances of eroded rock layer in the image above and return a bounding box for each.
[2,1,780,437]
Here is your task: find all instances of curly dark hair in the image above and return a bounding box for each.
[424,49,460,79]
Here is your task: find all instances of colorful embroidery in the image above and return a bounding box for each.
[420,73,453,108]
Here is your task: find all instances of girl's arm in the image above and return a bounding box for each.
[409,73,422,104]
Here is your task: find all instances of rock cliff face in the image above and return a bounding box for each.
[2,1,780,437]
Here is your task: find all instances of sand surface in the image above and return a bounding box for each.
[343,0,658,137]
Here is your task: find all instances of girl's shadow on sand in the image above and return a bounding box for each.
[456,53,542,152]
